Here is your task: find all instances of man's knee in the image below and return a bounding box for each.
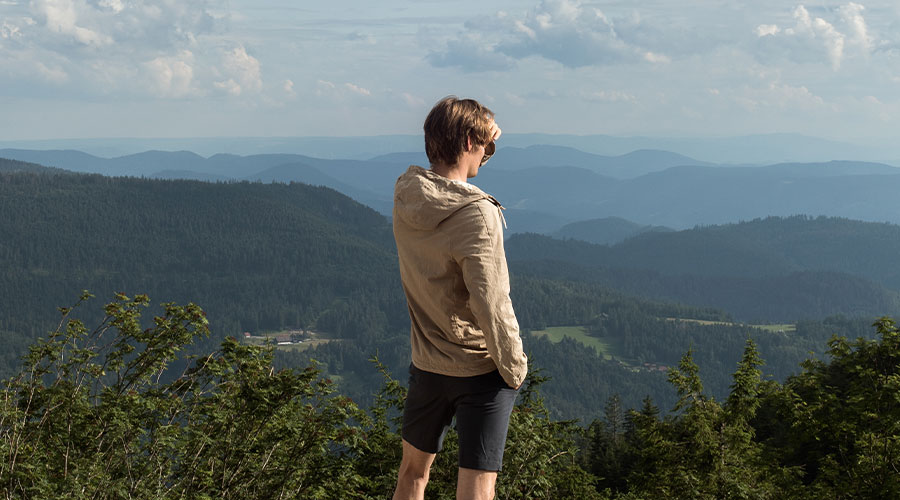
[397,439,435,485]
[457,467,498,500]
[398,459,430,484]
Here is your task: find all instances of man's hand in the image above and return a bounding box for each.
[488,119,502,142]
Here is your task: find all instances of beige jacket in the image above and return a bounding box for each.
[392,165,527,389]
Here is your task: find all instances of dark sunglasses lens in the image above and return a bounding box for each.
[480,141,495,166]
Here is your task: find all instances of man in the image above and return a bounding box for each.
[391,96,528,500]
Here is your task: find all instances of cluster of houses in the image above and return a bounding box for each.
[242,329,312,345]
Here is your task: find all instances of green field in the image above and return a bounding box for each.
[530,326,616,359]
[666,318,796,333]
[752,323,796,333]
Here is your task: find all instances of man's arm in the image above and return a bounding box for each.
[450,200,527,389]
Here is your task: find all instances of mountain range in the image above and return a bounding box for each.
[3,133,899,164]
[4,146,900,236]
[2,156,897,420]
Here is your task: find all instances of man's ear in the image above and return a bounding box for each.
[465,135,472,152]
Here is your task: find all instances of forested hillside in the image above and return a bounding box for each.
[0,170,403,355]
[0,167,889,422]
[0,157,69,174]
[507,217,900,321]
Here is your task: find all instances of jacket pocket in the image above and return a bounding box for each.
[449,313,482,346]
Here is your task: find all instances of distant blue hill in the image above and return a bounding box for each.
[369,151,428,166]
[474,160,900,228]
[500,132,900,165]
[483,146,711,178]
[0,149,111,174]
[245,162,390,214]
[0,149,404,215]
[503,209,574,235]
[371,147,711,179]
[552,217,673,245]
[0,157,71,175]
[5,132,899,164]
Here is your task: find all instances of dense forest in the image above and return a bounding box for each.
[506,225,900,322]
[1,293,897,498]
[509,215,900,289]
[0,163,891,422]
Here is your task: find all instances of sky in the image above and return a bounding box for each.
[1,0,899,142]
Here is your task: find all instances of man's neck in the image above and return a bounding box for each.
[429,162,468,183]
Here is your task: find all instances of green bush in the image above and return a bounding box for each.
[0,293,602,499]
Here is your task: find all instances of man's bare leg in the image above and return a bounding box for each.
[457,467,498,500]
[393,439,437,500]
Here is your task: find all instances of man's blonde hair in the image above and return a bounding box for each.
[424,96,495,166]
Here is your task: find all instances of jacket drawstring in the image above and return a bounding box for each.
[485,195,507,229]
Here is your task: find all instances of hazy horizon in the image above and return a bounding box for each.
[4,132,900,166]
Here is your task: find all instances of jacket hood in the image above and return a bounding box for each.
[394,165,494,231]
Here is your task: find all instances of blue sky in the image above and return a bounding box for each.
[1,0,898,142]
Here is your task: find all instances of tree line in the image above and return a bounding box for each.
[2,293,897,498]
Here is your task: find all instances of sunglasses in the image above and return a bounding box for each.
[480,141,496,166]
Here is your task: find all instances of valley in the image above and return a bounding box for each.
[0,148,895,422]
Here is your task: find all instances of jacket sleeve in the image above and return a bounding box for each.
[449,200,528,388]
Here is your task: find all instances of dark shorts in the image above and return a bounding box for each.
[401,364,519,471]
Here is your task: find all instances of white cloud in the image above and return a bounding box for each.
[579,88,636,103]
[144,51,195,98]
[35,60,68,84]
[525,89,559,100]
[428,0,666,71]
[33,0,113,46]
[840,3,872,52]
[316,79,372,100]
[0,0,237,99]
[496,0,635,67]
[213,79,241,97]
[755,3,881,70]
[643,51,670,64]
[401,92,425,108]
[734,81,826,112]
[756,24,779,37]
[316,79,336,93]
[811,14,845,69]
[1,21,24,39]
[863,95,880,105]
[216,45,262,96]
[344,82,370,96]
[97,0,123,14]
[427,31,516,72]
